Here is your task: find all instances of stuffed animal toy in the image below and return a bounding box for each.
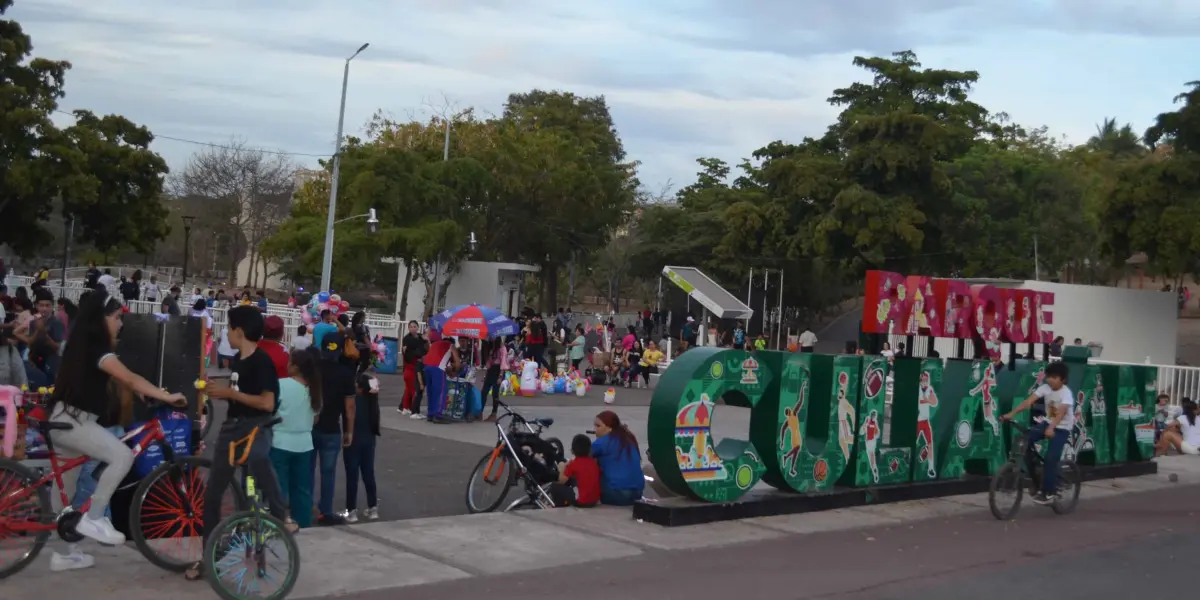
[519,360,539,397]
[604,388,616,404]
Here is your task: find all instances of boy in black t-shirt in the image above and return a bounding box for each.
[186,306,291,581]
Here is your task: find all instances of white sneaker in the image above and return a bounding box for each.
[364,507,379,521]
[399,408,412,415]
[75,514,126,546]
[410,413,426,420]
[50,545,95,571]
[343,510,359,524]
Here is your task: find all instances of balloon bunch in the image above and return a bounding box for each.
[301,291,351,326]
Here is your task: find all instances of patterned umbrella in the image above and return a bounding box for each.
[429,304,519,339]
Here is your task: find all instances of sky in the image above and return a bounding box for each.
[11,0,1200,194]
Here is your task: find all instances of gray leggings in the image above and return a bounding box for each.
[48,404,133,520]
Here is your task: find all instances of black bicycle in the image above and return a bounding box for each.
[989,417,1082,520]
[465,400,564,513]
[203,416,301,600]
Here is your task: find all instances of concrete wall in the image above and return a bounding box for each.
[1020,280,1176,364]
[394,260,538,322]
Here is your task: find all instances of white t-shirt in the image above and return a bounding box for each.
[142,281,160,300]
[291,335,312,351]
[97,274,116,290]
[799,330,818,347]
[1034,384,1076,431]
[1176,415,1200,448]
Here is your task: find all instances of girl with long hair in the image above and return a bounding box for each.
[343,373,381,522]
[591,411,645,505]
[1157,399,1200,456]
[270,348,323,528]
[47,292,186,567]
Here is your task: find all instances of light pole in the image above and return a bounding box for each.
[319,42,370,293]
[181,215,195,285]
[60,215,74,288]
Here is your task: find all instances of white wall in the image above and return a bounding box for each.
[1020,280,1176,364]
[393,260,537,322]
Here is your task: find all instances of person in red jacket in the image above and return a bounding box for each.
[256,315,290,378]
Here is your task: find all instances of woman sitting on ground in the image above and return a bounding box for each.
[1157,399,1200,456]
[591,411,645,506]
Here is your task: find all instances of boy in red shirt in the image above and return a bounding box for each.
[553,434,601,507]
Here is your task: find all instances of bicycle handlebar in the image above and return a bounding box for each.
[1001,417,1030,433]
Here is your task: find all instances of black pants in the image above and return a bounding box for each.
[481,365,502,414]
[343,438,377,510]
[203,419,288,544]
[526,344,549,369]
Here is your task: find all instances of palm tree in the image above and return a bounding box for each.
[1088,118,1144,157]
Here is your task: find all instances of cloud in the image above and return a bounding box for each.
[9,0,1200,191]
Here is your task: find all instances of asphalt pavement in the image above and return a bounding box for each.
[203,375,488,521]
[327,481,1200,600]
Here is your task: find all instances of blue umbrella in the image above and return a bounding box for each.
[429,304,519,339]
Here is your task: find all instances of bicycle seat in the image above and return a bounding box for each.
[533,418,554,428]
[25,417,73,432]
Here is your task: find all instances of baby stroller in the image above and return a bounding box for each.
[465,400,566,512]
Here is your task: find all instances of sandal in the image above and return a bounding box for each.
[184,561,205,581]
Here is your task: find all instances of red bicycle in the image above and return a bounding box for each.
[0,402,244,578]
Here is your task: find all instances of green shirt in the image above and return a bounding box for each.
[272,378,315,453]
[569,335,586,360]
[754,338,767,350]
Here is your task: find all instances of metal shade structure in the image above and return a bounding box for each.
[662,266,754,320]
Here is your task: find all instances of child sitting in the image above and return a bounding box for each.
[551,434,601,508]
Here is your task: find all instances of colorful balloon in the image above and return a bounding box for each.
[317,291,330,303]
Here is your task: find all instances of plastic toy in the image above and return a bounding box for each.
[603,388,616,404]
[519,360,539,397]
[500,378,513,396]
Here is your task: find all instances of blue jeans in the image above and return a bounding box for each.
[342,439,377,511]
[311,432,342,517]
[272,447,314,528]
[73,425,125,517]
[600,486,642,506]
[1027,425,1070,495]
[424,365,446,419]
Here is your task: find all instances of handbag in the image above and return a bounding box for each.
[343,332,361,361]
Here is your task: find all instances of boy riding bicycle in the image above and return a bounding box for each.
[1001,361,1074,505]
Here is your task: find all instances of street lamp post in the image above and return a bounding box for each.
[319,42,370,293]
[181,215,196,285]
[60,215,74,288]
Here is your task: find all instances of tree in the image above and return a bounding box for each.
[1,0,170,256]
[1145,82,1200,153]
[172,140,297,287]
[492,90,639,313]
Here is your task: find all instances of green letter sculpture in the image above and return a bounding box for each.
[755,354,857,492]
[939,360,1007,478]
[647,348,775,502]
[844,355,912,486]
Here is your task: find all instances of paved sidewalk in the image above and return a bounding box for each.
[8,455,1197,599]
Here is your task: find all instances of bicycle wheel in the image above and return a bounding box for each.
[205,511,301,600]
[130,456,245,572]
[1052,460,1082,515]
[988,462,1023,520]
[0,459,51,579]
[466,448,514,513]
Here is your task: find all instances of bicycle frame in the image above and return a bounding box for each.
[0,419,168,533]
[481,411,555,510]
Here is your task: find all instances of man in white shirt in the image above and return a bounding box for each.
[798,326,818,353]
[96,269,117,292]
[1003,361,1074,505]
[142,276,160,303]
